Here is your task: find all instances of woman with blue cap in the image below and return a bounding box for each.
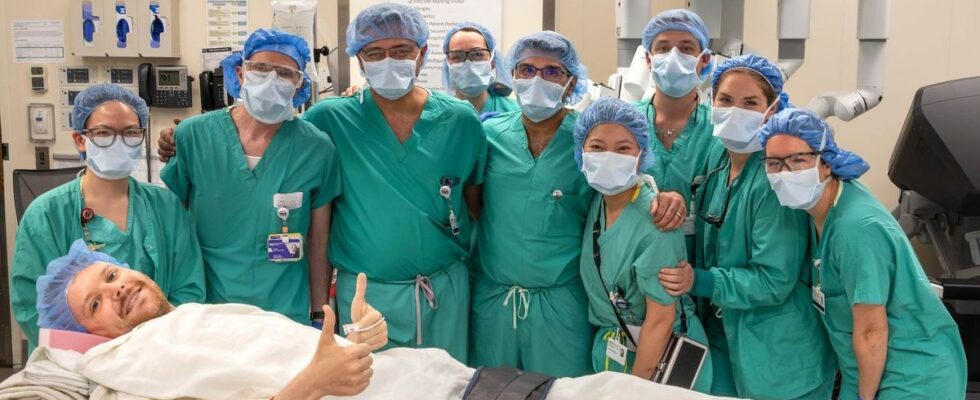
[470,30,594,377]
[574,97,712,392]
[761,108,967,400]
[161,28,341,327]
[302,3,486,362]
[634,9,719,259]
[12,83,205,352]
[442,21,519,115]
[658,55,836,399]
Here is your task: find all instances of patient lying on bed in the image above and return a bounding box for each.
[28,240,735,400]
[35,239,388,399]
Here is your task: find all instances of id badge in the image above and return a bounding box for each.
[812,284,826,314]
[606,337,628,366]
[683,215,696,235]
[268,233,303,262]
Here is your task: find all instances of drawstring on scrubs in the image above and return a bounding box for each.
[502,286,530,329]
[414,275,438,346]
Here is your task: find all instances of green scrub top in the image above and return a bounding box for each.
[480,94,520,114]
[161,108,341,323]
[580,186,712,393]
[11,177,205,351]
[302,89,486,361]
[693,145,835,399]
[812,180,966,399]
[634,99,716,260]
[470,110,595,377]
[477,111,590,288]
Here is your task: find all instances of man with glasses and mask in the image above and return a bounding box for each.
[301,4,486,362]
[467,31,595,377]
[11,84,205,353]
[160,29,341,327]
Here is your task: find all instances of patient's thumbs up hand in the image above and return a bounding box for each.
[351,273,368,322]
[306,304,373,397]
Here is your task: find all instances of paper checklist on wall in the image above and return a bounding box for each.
[11,20,66,64]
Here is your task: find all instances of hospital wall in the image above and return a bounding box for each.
[1,0,977,363]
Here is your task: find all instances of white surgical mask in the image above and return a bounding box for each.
[449,59,494,98]
[711,101,777,154]
[84,136,143,180]
[651,48,704,98]
[363,55,419,100]
[240,70,297,124]
[581,151,641,195]
[766,166,829,210]
[515,77,570,123]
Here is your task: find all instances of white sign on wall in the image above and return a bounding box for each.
[390,0,502,90]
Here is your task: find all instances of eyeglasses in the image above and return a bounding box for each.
[446,48,492,64]
[358,45,420,62]
[81,127,146,148]
[242,60,305,87]
[694,165,732,229]
[513,64,571,84]
[762,152,822,173]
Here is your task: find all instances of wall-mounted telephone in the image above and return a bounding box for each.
[137,63,192,108]
[199,68,231,112]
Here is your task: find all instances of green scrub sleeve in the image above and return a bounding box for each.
[311,139,342,209]
[10,217,55,349]
[635,230,687,306]
[836,221,893,306]
[162,195,207,305]
[691,268,715,298]
[708,185,808,309]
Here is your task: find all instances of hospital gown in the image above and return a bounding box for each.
[161,108,341,323]
[811,180,966,399]
[633,100,717,261]
[693,146,835,399]
[11,177,205,352]
[580,185,712,393]
[303,89,487,362]
[471,111,594,377]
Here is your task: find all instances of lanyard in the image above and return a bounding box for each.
[78,172,106,252]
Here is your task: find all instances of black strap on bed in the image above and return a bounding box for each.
[462,366,556,400]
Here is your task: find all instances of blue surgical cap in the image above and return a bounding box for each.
[346,3,429,57]
[642,9,714,80]
[37,239,129,333]
[574,97,654,171]
[221,28,312,108]
[440,21,513,97]
[760,108,870,180]
[70,83,150,131]
[507,31,588,104]
[712,54,792,111]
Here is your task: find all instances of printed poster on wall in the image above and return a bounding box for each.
[11,20,66,64]
[206,0,249,49]
[390,0,502,91]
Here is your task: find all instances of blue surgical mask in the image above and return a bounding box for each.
[514,77,570,123]
[651,48,704,98]
[84,136,143,180]
[363,55,419,100]
[766,165,829,210]
[240,70,297,124]
[449,60,494,98]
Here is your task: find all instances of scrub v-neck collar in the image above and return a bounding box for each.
[362,88,436,162]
